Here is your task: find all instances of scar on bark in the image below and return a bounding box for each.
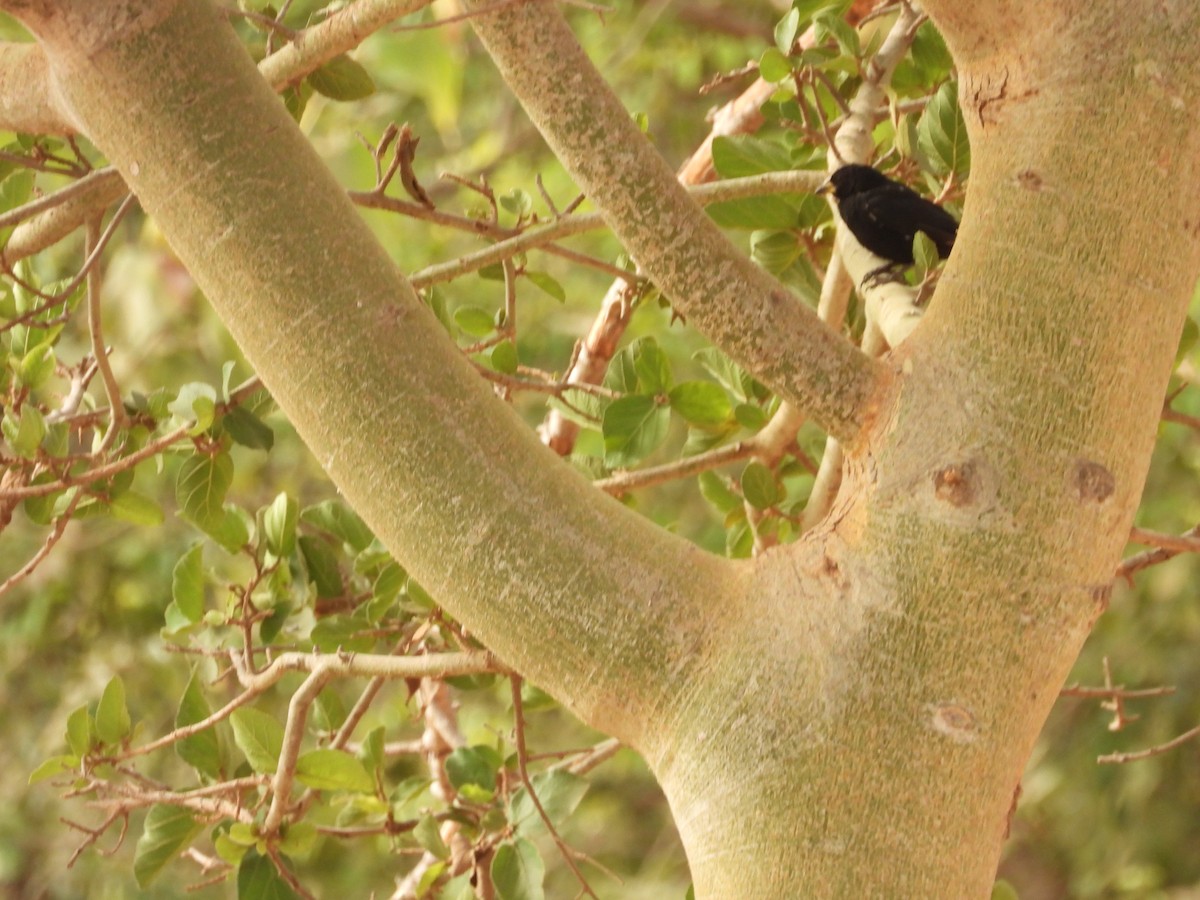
[971,67,1039,127]
[1004,781,1023,838]
[933,461,976,507]
[1072,460,1115,503]
[930,702,977,743]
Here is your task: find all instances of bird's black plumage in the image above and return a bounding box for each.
[819,164,958,266]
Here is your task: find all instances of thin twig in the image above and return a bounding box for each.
[1098,723,1200,764]
[510,676,598,899]
[84,218,126,452]
[0,491,82,599]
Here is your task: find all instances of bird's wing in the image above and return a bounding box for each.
[859,184,959,257]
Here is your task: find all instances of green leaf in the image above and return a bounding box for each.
[29,754,76,785]
[909,21,953,83]
[281,82,312,122]
[21,476,63,527]
[602,394,671,468]
[734,403,769,431]
[110,491,164,526]
[0,167,33,208]
[169,382,218,434]
[774,7,801,53]
[707,138,826,227]
[417,862,448,897]
[698,471,740,515]
[454,305,495,337]
[632,338,672,393]
[1175,315,1198,365]
[310,614,374,653]
[264,492,298,557]
[171,542,204,628]
[95,675,132,745]
[711,135,794,178]
[134,805,202,888]
[307,54,375,101]
[66,704,92,757]
[525,271,565,302]
[510,771,588,837]
[693,348,753,401]
[445,745,501,794]
[17,340,55,389]
[223,405,275,450]
[278,821,319,860]
[912,231,939,278]
[741,461,783,510]
[707,196,803,231]
[294,749,374,793]
[918,81,970,178]
[3,406,44,458]
[220,360,237,401]
[499,188,533,219]
[176,450,233,529]
[175,672,222,778]
[669,381,733,429]
[230,707,284,774]
[489,339,519,375]
[759,47,792,83]
[991,880,1020,900]
[792,0,853,23]
[751,230,803,275]
[201,506,252,554]
[359,725,385,773]
[236,851,300,900]
[813,10,860,58]
[414,814,449,858]
[300,499,374,552]
[298,535,343,599]
[491,837,545,900]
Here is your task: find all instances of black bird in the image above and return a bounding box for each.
[818,164,958,267]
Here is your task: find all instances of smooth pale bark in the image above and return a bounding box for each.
[2,0,1199,897]
[467,1,1200,896]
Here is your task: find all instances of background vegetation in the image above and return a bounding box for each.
[1,1,1198,897]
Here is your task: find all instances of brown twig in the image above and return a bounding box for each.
[1098,722,1200,764]
[510,675,598,899]
[1117,523,1200,581]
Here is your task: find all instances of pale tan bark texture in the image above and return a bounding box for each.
[3,0,1199,896]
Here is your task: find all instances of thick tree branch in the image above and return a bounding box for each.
[467,0,886,444]
[0,42,69,133]
[8,0,741,748]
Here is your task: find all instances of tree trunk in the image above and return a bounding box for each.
[4,0,1199,895]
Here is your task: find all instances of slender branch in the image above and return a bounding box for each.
[0,376,263,503]
[1060,684,1175,700]
[1,193,134,336]
[408,171,824,289]
[558,737,621,776]
[468,0,883,443]
[1127,526,1200,554]
[117,649,498,762]
[823,1,929,348]
[594,441,756,495]
[84,217,126,452]
[1117,523,1200,580]
[0,490,82,600]
[510,676,598,899]
[1098,723,1200,764]
[263,668,333,836]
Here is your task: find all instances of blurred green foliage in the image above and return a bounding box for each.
[0,1,1198,898]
